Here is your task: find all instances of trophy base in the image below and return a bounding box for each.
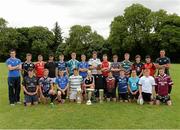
[86,100,92,105]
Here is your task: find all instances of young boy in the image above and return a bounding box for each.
[155,67,173,106]
[55,69,69,103]
[35,55,46,80]
[39,69,57,105]
[128,70,139,102]
[22,68,38,106]
[143,55,156,77]
[117,69,129,102]
[106,71,116,102]
[131,55,144,77]
[56,54,68,76]
[69,68,83,102]
[67,52,79,76]
[120,53,132,77]
[139,69,156,105]
[94,65,105,101]
[79,54,89,79]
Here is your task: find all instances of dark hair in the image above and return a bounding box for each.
[9,49,16,53]
[92,51,97,55]
[26,53,32,57]
[73,68,78,71]
[135,55,141,59]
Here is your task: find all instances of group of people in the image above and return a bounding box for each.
[6,49,173,106]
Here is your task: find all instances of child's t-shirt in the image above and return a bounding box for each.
[128,76,139,91]
[55,76,69,90]
[69,75,83,90]
[117,76,128,93]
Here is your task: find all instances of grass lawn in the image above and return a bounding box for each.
[0,63,180,129]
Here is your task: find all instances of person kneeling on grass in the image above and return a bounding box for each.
[22,68,38,106]
[69,68,83,102]
[106,71,116,102]
[55,69,69,104]
[155,67,173,106]
[138,69,156,105]
[128,70,139,102]
[117,69,129,102]
[39,69,57,106]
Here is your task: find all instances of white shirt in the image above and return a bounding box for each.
[88,58,101,74]
[139,76,155,94]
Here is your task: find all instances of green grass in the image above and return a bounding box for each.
[0,63,180,129]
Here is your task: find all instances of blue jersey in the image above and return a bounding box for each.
[56,61,67,71]
[117,76,128,93]
[6,58,21,77]
[128,77,139,91]
[55,76,69,89]
[78,61,89,78]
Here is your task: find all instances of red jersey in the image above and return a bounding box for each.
[155,74,173,96]
[106,77,116,92]
[101,61,110,77]
[35,61,45,78]
[144,63,156,76]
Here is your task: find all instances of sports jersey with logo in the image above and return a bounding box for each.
[78,61,89,78]
[55,76,69,89]
[117,76,128,93]
[6,58,21,77]
[88,58,101,74]
[56,61,67,72]
[155,57,171,75]
[111,62,121,77]
[155,74,173,96]
[106,77,116,91]
[132,62,144,76]
[67,59,79,75]
[120,60,132,73]
[35,62,45,78]
[22,62,35,77]
[69,75,83,90]
[128,76,139,91]
[144,63,156,76]
[39,77,53,93]
[22,76,38,93]
[101,61,110,77]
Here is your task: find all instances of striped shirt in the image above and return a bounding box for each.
[69,75,83,90]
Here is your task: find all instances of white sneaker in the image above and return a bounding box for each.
[10,104,15,106]
[17,102,22,105]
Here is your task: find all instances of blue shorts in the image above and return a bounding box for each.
[25,94,38,103]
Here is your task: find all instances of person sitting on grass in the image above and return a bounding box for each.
[69,68,83,102]
[22,68,38,106]
[155,67,173,106]
[139,69,156,105]
[55,69,69,104]
[106,71,116,102]
[128,70,139,102]
[39,69,57,106]
[117,69,129,102]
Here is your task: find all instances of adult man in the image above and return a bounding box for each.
[6,49,22,105]
[45,54,56,82]
[67,52,79,76]
[88,51,101,77]
[155,50,171,75]
[120,53,132,77]
[22,53,35,78]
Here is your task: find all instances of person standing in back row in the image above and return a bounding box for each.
[6,49,22,105]
[155,49,171,75]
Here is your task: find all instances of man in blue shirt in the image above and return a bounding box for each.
[79,54,89,79]
[6,49,22,105]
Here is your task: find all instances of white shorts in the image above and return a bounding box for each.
[69,90,77,100]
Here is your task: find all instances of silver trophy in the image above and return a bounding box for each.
[86,88,94,105]
[76,88,82,104]
[99,89,104,103]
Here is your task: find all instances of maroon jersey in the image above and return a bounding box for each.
[155,74,173,96]
[106,77,116,92]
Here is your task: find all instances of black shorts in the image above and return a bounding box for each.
[43,91,50,98]
[119,93,128,100]
[58,90,67,99]
[129,91,139,100]
[156,95,171,103]
[107,88,116,98]
[142,92,152,102]
[25,94,38,104]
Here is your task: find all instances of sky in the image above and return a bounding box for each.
[0,0,180,38]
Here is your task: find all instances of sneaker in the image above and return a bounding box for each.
[17,101,22,105]
[10,104,15,106]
